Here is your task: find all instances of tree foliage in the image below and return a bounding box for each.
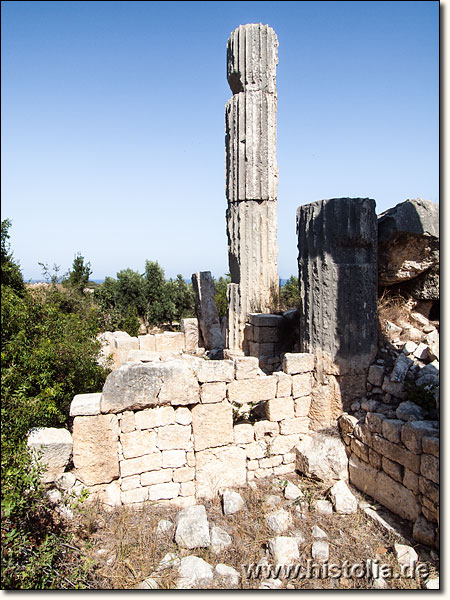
[280,275,300,310]
[214,273,231,317]
[1,219,25,294]
[62,252,92,294]
[94,261,195,332]
[166,274,195,323]
[1,220,108,588]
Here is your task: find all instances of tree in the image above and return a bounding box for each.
[93,275,140,336]
[62,252,92,294]
[1,219,24,294]
[214,274,231,317]
[166,274,195,322]
[144,260,174,327]
[280,275,300,309]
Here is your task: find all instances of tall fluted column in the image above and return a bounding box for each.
[225,23,279,352]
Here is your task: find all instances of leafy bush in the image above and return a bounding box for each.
[1,220,108,588]
[214,274,231,317]
[1,218,25,294]
[2,284,109,440]
[280,275,299,310]
[165,274,195,323]
[1,445,93,589]
[94,261,195,332]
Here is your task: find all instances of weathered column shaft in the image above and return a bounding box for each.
[192,271,224,352]
[297,198,378,419]
[297,197,378,367]
[225,91,278,201]
[225,23,279,352]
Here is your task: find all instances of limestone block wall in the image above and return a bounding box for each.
[243,311,299,373]
[97,319,203,370]
[66,353,317,508]
[339,412,439,549]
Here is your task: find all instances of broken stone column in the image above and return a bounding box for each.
[225,24,279,352]
[297,198,378,421]
[192,271,224,353]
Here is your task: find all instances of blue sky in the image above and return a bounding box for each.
[1,1,439,281]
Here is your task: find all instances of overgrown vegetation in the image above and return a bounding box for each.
[72,475,437,589]
[94,262,195,335]
[377,289,415,336]
[280,275,300,310]
[1,220,108,589]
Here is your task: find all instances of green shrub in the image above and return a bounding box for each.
[1,219,108,588]
[214,274,231,317]
[280,275,299,310]
[94,261,195,331]
[1,444,93,589]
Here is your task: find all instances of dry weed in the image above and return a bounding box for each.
[68,475,438,590]
[378,289,423,332]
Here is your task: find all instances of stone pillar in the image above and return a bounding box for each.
[192,271,224,354]
[297,198,378,421]
[225,23,279,352]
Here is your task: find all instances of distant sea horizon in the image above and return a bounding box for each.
[29,277,291,286]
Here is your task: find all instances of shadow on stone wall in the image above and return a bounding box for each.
[296,198,378,421]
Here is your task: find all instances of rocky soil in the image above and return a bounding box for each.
[64,472,438,590]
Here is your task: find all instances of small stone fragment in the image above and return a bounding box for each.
[312,526,328,539]
[175,505,211,549]
[329,480,358,514]
[210,525,232,553]
[284,481,303,501]
[177,555,214,589]
[135,578,159,590]
[268,536,300,563]
[222,489,245,515]
[311,540,329,562]
[265,508,292,534]
[394,543,419,567]
[215,564,240,587]
[315,500,333,514]
[156,519,174,536]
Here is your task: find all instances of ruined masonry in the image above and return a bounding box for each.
[297,198,378,422]
[191,271,224,353]
[28,25,439,553]
[31,352,317,508]
[226,24,279,352]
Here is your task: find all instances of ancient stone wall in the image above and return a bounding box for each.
[97,320,204,370]
[339,412,439,549]
[243,311,299,373]
[40,352,317,508]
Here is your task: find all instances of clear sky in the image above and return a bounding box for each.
[1,1,439,281]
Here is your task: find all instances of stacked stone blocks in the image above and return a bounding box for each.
[98,319,203,370]
[339,412,439,549]
[65,352,316,507]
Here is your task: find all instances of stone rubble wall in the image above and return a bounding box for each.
[339,412,439,550]
[60,352,317,508]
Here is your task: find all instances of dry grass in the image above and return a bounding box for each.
[67,474,439,590]
[378,291,415,328]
